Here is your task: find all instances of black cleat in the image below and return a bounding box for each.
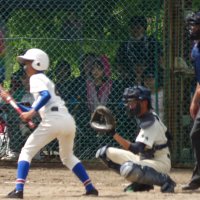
[5,189,23,199]
[161,179,176,193]
[85,188,99,196]
[124,182,154,192]
[182,183,200,190]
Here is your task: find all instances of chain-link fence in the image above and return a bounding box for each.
[164,0,200,167]
[0,0,199,166]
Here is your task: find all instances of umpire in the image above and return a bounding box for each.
[182,11,200,190]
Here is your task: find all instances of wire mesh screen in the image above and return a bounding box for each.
[164,0,200,166]
[0,0,199,166]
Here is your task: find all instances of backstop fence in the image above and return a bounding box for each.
[0,0,199,167]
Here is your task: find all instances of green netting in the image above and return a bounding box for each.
[0,0,199,166]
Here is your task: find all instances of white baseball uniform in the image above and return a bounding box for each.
[18,73,80,169]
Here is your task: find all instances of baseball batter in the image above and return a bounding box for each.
[95,86,176,192]
[5,48,98,199]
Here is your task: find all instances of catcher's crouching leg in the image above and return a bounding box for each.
[96,145,120,174]
[120,161,176,193]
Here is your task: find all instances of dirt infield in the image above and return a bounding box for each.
[0,164,200,200]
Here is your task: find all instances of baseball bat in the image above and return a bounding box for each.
[0,85,35,129]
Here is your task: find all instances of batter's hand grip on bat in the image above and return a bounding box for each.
[27,120,36,129]
[0,86,36,129]
[14,106,35,129]
[7,97,36,129]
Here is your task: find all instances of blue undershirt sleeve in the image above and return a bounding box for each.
[32,90,51,111]
[17,103,32,112]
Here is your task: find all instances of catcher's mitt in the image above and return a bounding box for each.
[90,105,116,135]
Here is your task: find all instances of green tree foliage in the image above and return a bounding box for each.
[5,0,164,77]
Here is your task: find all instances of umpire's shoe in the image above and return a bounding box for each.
[85,188,98,196]
[5,189,23,199]
[182,182,200,190]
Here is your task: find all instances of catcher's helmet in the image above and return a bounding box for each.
[17,48,49,71]
[123,85,152,117]
[186,11,200,40]
[123,85,151,102]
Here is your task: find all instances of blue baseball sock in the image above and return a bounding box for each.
[16,160,30,191]
[72,162,95,192]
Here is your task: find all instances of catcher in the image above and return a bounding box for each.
[90,85,176,193]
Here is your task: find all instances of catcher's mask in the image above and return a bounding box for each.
[186,11,200,40]
[122,85,152,117]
